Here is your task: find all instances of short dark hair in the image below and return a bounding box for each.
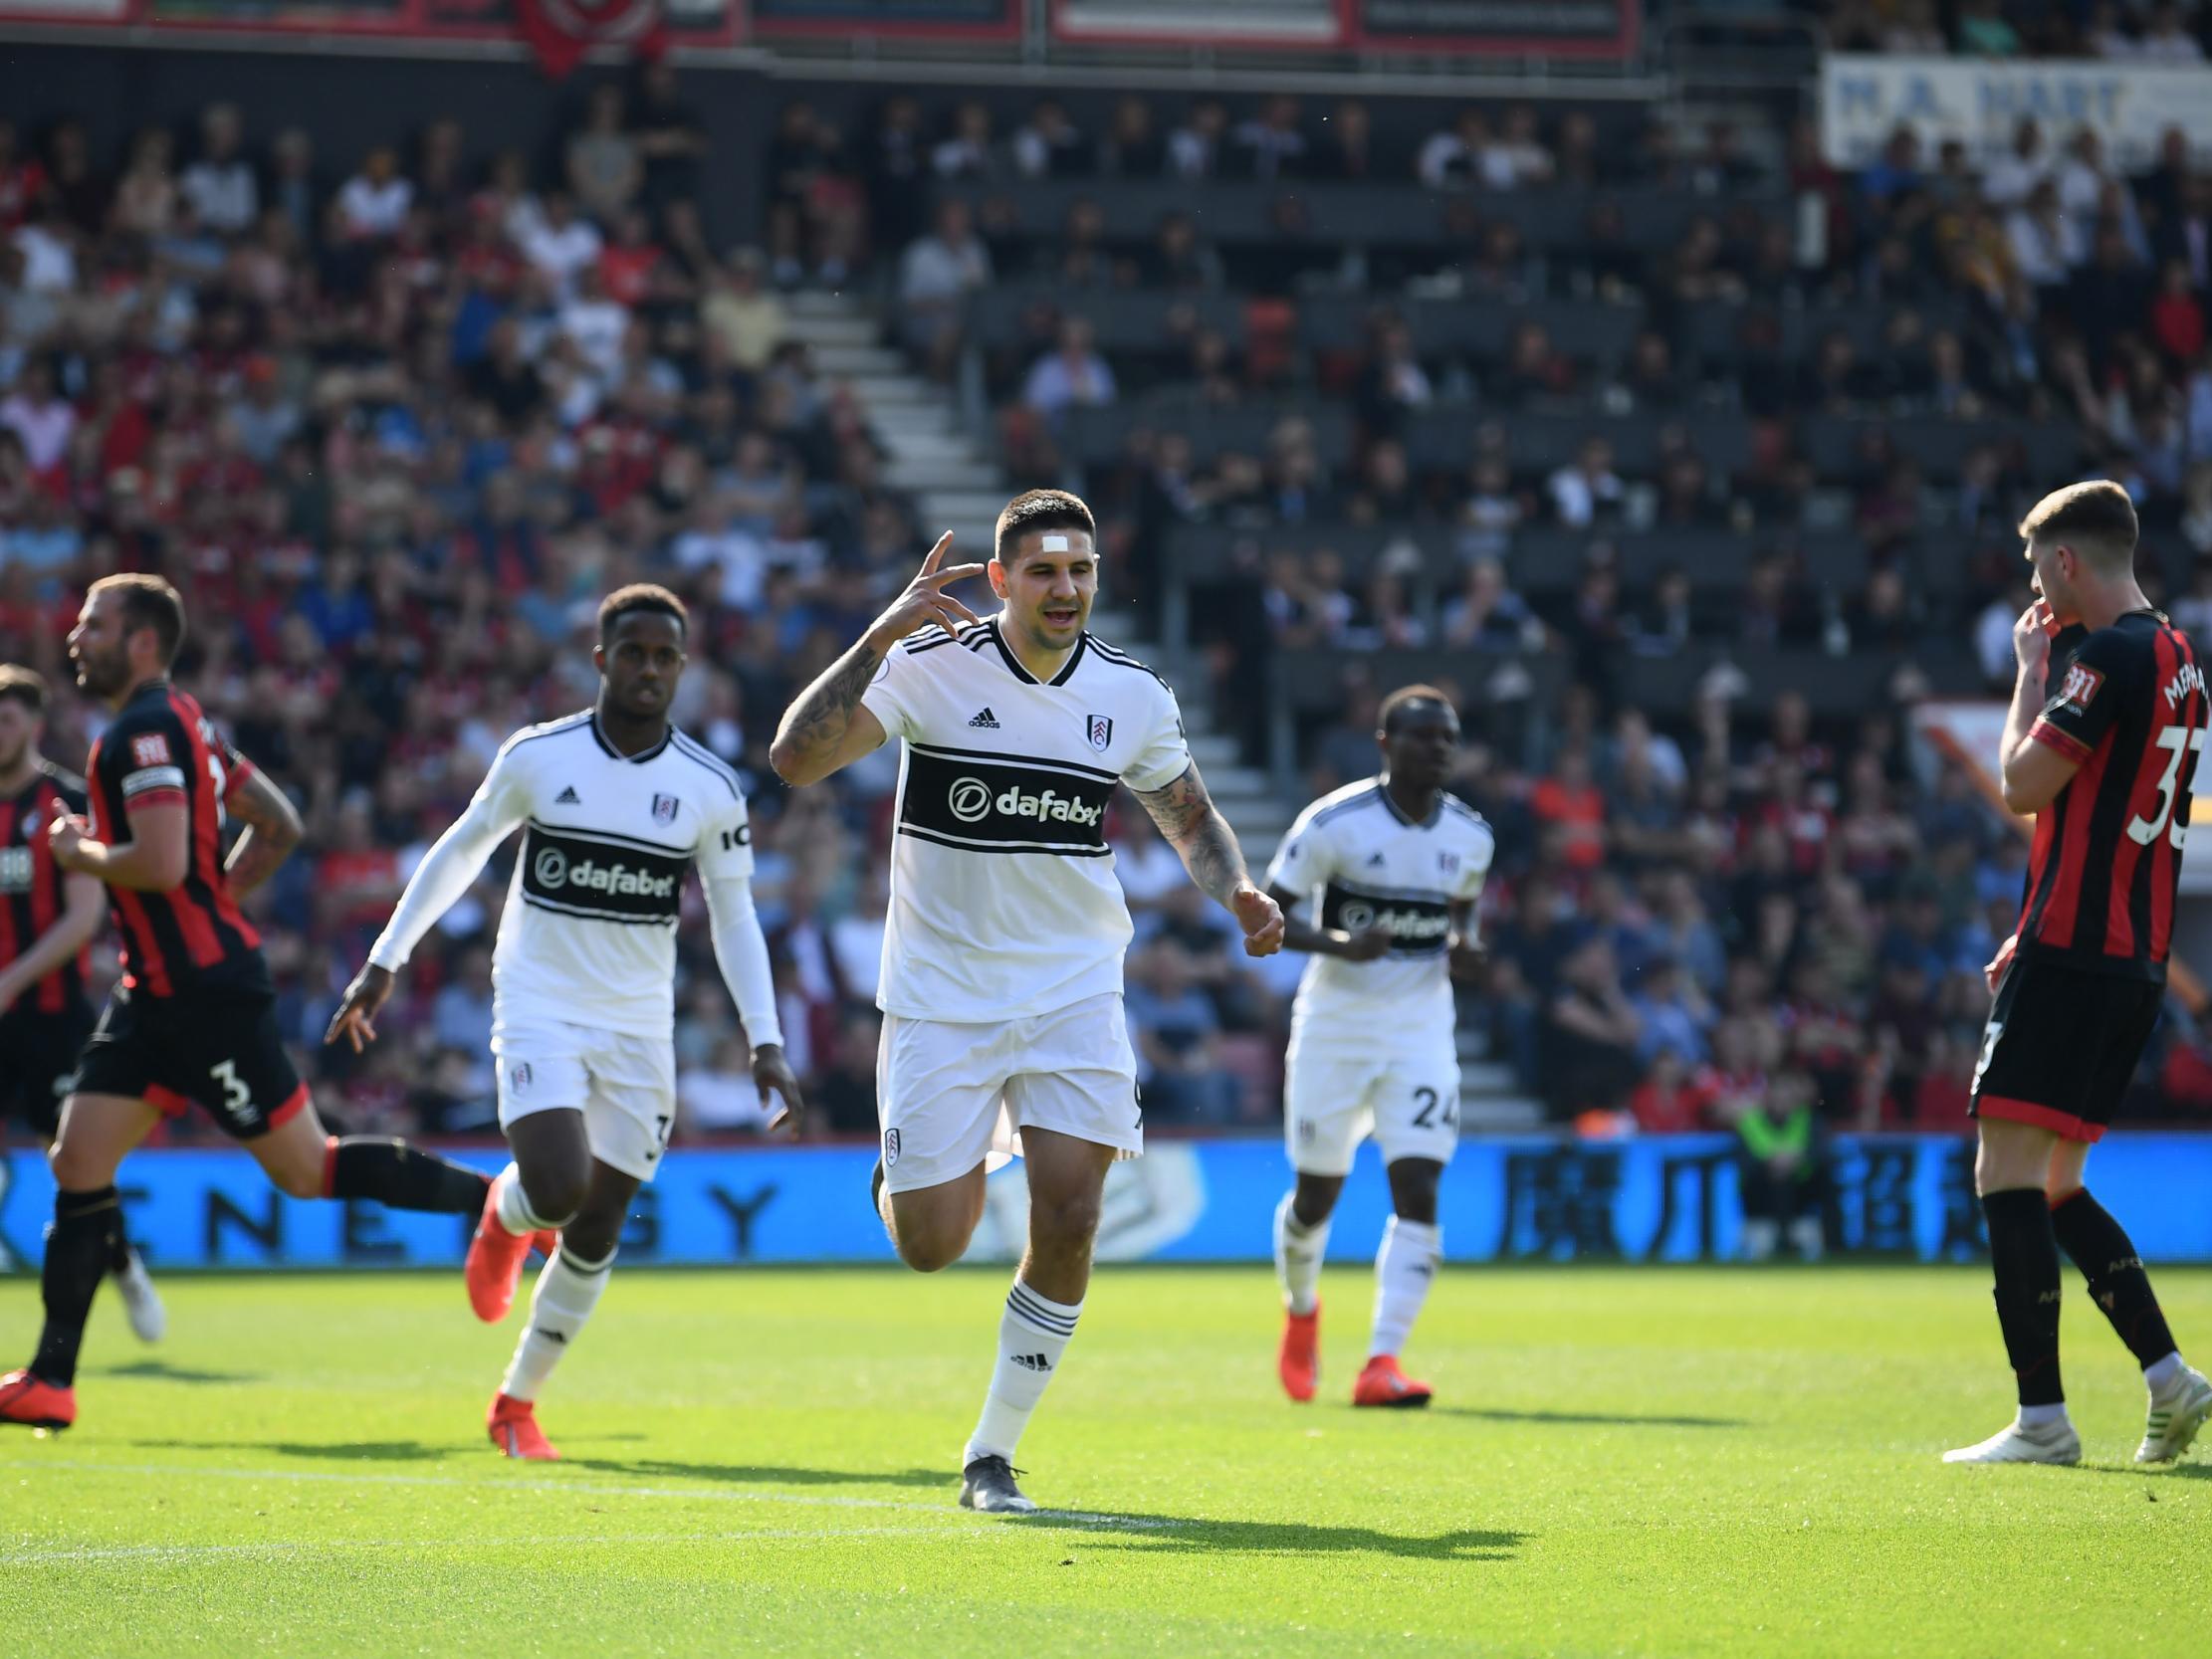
[1380,684,1455,736]
[598,583,688,645]
[89,573,186,666]
[2019,480,2138,571]
[0,663,47,716]
[995,489,1096,567]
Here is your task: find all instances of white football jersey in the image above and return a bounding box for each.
[1265,779,1495,1045]
[443,712,753,1037]
[860,618,1191,1021]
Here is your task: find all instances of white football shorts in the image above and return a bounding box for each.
[1282,1029,1461,1177]
[492,1015,679,1184]
[876,991,1143,1195]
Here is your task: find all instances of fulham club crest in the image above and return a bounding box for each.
[652,793,679,826]
[1085,715,1113,752]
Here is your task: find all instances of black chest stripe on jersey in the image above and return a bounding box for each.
[908,739,1118,783]
[520,823,688,924]
[1318,881,1453,953]
[900,747,1116,854]
[526,819,688,858]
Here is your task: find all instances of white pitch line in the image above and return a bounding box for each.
[0,1457,1181,1532]
[7,1525,994,1566]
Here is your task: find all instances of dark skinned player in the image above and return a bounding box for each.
[1262,688,1493,1407]
[328,586,801,1459]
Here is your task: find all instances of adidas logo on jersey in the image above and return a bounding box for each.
[968,707,1000,729]
[1010,1351,1052,1372]
[554,786,581,804]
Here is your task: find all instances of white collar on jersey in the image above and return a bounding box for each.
[1375,777,1443,831]
[588,711,675,764]
[987,618,1088,688]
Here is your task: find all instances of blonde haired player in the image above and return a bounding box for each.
[772,491,1283,1513]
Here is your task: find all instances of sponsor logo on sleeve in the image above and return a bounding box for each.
[2057,662,2104,715]
[131,733,171,767]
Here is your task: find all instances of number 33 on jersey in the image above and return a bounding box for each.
[2019,611,2207,978]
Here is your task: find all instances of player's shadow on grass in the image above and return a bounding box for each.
[1433,1406,1745,1430]
[128,1437,457,1462]
[570,1457,948,1490]
[1023,1512,1527,1561]
[97,1360,265,1386]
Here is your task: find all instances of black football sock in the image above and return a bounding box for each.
[1983,1188,2066,1409]
[2050,1189,2179,1371]
[110,1229,136,1275]
[325,1138,491,1214]
[33,1186,121,1388]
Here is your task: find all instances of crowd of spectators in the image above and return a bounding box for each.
[9,66,2212,1173]
[0,74,972,1147]
[873,75,2212,1162]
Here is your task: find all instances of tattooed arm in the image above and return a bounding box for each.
[1134,762,1286,957]
[771,531,985,787]
[769,642,892,788]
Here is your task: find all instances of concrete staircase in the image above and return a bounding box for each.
[786,291,1540,1127]
[784,292,1294,865]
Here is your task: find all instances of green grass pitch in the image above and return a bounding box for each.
[2,1265,2208,1657]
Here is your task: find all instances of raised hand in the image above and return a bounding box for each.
[2013,599,2056,677]
[863,532,989,655]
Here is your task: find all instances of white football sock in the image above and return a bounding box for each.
[500,1244,613,1403]
[1370,1216,1440,1360]
[2144,1351,2186,1394]
[2017,1401,2071,1430]
[964,1279,1081,1467]
[1274,1192,1330,1317]
[495,1163,556,1236]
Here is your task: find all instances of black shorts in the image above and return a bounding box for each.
[74,971,307,1141]
[0,1002,98,1140]
[1971,962,2164,1144]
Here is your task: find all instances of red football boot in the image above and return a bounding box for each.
[487,1392,559,1461]
[1278,1303,1321,1403]
[0,1369,76,1430]
[1352,1353,1434,1409]
[465,1167,545,1323]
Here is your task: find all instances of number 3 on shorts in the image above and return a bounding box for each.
[209,1057,252,1113]
[1973,1020,2003,1092]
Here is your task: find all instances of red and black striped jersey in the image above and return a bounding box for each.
[0,759,93,1016]
[2018,610,2207,981]
[85,678,263,998]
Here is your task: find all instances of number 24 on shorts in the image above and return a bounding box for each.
[1412,1086,1457,1130]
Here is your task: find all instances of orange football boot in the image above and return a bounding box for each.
[487,1392,559,1460]
[1352,1354,1434,1409]
[1278,1303,1321,1402]
[0,1369,76,1430]
[465,1168,554,1323]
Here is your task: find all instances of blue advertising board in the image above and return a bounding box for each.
[5,1134,2212,1270]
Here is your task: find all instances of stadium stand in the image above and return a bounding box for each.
[4,14,2212,1154]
